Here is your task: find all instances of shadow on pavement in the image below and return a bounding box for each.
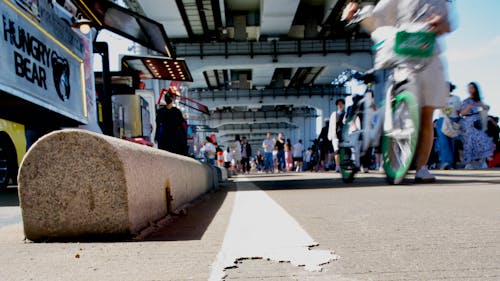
[0,187,19,207]
[142,186,230,242]
[241,178,383,191]
[232,171,500,191]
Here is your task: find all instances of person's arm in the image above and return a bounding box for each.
[477,101,489,111]
[327,112,336,141]
[460,100,474,116]
[453,97,462,117]
[342,0,396,33]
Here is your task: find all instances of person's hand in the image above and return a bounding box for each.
[426,14,450,35]
[341,2,359,21]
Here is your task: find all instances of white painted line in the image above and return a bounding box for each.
[209,181,336,280]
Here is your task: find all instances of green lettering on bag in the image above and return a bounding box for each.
[394,31,436,58]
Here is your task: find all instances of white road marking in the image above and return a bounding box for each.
[209,181,336,280]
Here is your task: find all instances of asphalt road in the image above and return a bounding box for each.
[0,170,499,281]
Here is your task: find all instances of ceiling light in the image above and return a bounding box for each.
[72,17,96,35]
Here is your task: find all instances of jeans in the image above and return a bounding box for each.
[277,150,285,171]
[241,157,250,172]
[436,117,460,166]
[264,152,274,172]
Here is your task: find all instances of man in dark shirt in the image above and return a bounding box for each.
[155,92,187,155]
[318,119,334,170]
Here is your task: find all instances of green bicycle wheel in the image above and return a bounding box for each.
[339,147,356,183]
[382,91,419,184]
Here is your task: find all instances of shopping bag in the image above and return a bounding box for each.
[441,116,461,138]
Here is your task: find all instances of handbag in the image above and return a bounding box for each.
[441,116,461,138]
[479,109,489,131]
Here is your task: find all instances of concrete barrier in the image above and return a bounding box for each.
[18,129,218,241]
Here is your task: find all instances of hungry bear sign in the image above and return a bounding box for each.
[0,0,87,123]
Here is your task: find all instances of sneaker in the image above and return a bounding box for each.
[464,163,474,170]
[415,166,436,183]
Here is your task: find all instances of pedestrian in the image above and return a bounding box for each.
[223,146,233,169]
[273,145,278,172]
[216,145,224,167]
[285,138,293,171]
[229,135,242,172]
[486,116,500,168]
[304,147,312,171]
[343,0,456,182]
[459,82,494,169]
[328,98,346,172]
[262,132,275,173]
[275,133,286,172]
[256,150,265,173]
[241,136,252,174]
[292,139,304,172]
[427,120,440,169]
[203,136,216,165]
[155,91,187,155]
[435,82,462,169]
[318,119,333,170]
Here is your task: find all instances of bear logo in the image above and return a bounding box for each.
[51,52,71,101]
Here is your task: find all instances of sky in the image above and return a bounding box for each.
[444,0,500,116]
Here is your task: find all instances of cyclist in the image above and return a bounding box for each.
[342,0,456,183]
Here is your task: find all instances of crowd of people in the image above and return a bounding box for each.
[155,1,499,180]
[215,133,308,175]
[429,82,498,170]
[156,80,499,177]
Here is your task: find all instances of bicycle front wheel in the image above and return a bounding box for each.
[382,91,419,184]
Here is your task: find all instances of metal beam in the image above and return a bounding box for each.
[196,0,210,37]
[189,86,347,101]
[209,109,317,119]
[175,0,195,38]
[211,0,222,30]
[172,38,372,57]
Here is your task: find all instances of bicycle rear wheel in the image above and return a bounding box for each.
[382,91,419,184]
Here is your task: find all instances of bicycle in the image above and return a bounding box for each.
[338,22,436,184]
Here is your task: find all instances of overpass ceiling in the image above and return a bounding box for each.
[127,0,374,95]
[132,0,366,41]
